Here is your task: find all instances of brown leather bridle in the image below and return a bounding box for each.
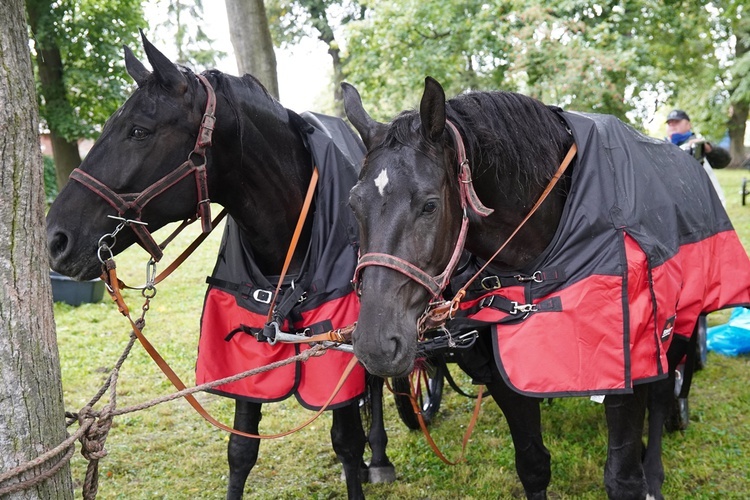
[352,119,578,335]
[352,120,494,300]
[68,73,216,262]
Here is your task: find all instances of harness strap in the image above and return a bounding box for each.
[456,143,577,295]
[102,259,359,439]
[418,143,578,333]
[115,209,228,292]
[265,167,320,324]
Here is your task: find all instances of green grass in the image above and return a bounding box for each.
[54,169,750,498]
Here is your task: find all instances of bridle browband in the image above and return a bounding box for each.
[353,120,494,300]
[69,73,216,262]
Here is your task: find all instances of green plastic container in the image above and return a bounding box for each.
[50,270,105,306]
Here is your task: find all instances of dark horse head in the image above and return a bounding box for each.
[47,33,311,281]
[342,77,574,377]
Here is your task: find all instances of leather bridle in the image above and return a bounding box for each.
[69,73,216,262]
[352,120,494,300]
[352,119,578,335]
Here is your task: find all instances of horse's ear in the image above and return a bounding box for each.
[124,45,150,88]
[139,29,187,95]
[342,82,386,149]
[419,77,446,142]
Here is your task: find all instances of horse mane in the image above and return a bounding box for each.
[381,90,573,203]
[170,67,292,169]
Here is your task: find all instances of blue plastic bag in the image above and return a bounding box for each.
[707,308,750,356]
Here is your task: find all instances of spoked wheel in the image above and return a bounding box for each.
[694,314,708,371]
[391,355,446,430]
[666,362,690,432]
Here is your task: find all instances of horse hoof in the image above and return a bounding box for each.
[526,490,547,500]
[368,464,396,483]
[340,466,369,483]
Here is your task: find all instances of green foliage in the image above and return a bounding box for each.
[266,0,363,47]
[342,0,749,131]
[151,0,226,70]
[43,154,59,203]
[28,0,145,140]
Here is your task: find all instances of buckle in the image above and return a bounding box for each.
[514,271,543,283]
[252,289,273,304]
[479,295,495,309]
[510,301,538,315]
[481,276,502,290]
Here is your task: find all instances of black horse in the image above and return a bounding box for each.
[46,34,392,499]
[341,77,750,499]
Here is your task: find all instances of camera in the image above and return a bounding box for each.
[680,140,705,161]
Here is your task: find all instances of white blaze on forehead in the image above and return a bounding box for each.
[374,168,389,197]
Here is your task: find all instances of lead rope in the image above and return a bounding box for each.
[100,257,359,441]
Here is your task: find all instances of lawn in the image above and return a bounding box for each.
[53,168,750,498]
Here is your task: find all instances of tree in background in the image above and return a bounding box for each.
[151,0,227,70]
[266,0,364,115]
[225,0,280,98]
[26,0,145,190]
[342,0,749,162]
[1,0,73,497]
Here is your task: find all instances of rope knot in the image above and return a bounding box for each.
[78,405,113,461]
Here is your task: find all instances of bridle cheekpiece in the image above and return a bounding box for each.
[69,73,216,262]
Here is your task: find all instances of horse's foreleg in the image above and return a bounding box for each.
[226,400,262,500]
[366,374,396,483]
[331,402,368,499]
[487,377,550,499]
[603,386,648,499]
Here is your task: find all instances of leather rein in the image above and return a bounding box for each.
[353,119,578,336]
[69,73,216,262]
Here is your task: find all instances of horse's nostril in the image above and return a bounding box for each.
[48,230,70,260]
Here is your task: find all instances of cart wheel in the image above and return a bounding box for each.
[694,314,708,371]
[665,363,690,432]
[742,178,748,206]
[391,355,446,430]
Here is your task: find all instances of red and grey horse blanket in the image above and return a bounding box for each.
[196,112,365,410]
[451,110,750,397]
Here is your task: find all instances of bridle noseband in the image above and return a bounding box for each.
[352,120,493,301]
[69,73,216,262]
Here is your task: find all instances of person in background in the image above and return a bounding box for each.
[666,109,731,206]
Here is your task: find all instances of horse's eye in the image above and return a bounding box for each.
[130,127,150,140]
[423,201,438,214]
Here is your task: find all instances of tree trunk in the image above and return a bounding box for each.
[314,21,345,117]
[0,0,74,498]
[26,0,82,190]
[728,101,748,168]
[224,0,280,99]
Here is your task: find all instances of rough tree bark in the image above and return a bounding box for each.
[26,0,83,190]
[0,0,74,497]
[225,0,280,99]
